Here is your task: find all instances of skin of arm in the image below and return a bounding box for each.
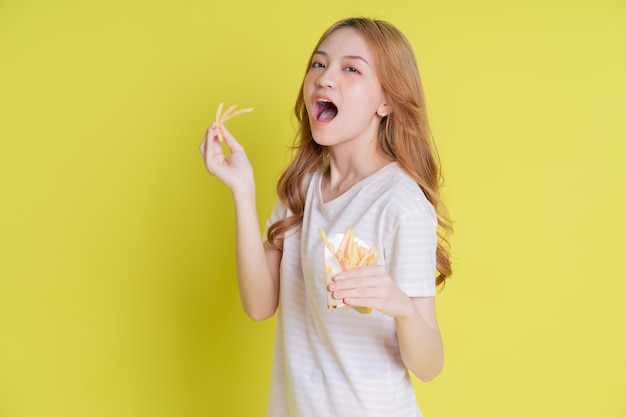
[329,266,443,381]
[394,296,443,382]
[200,123,281,321]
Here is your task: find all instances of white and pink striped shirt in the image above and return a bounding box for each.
[264,162,437,417]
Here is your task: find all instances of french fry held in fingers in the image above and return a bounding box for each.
[214,102,254,142]
[318,227,378,314]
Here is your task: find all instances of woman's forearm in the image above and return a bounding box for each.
[232,186,280,321]
[395,297,444,382]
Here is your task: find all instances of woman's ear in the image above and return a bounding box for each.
[377,104,391,118]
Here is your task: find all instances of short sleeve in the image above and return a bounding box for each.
[383,204,438,297]
[262,198,289,243]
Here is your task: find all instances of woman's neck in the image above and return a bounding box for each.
[321,148,392,202]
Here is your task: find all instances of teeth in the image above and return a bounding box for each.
[317,98,331,103]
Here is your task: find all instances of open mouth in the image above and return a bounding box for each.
[313,98,338,122]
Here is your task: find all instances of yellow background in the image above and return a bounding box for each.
[1,0,625,416]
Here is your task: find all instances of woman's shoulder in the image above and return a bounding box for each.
[375,163,429,201]
[371,163,435,218]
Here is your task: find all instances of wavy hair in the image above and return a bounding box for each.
[267,17,452,287]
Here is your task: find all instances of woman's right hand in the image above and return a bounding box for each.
[199,123,255,194]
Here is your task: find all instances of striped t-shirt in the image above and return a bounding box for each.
[264,162,437,417]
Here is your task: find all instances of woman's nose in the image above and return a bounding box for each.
[315,71,336,88]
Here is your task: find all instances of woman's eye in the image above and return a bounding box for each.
[311,62,325,68]
[344,66,359,73]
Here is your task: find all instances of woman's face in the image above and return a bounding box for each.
[303,27,388,150]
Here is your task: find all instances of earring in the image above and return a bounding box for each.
[379,111,386,117]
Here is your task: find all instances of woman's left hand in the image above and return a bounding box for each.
[328,265,414,318]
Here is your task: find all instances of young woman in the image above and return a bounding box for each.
[200,17,452,417]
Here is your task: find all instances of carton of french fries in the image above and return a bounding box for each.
[318,227,378,314]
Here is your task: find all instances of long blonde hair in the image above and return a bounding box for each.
[267,17,453,286]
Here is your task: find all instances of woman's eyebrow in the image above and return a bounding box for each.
[314,50,370,65]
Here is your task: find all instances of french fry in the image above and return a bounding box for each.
[358,246,367,260]
[336,227,352,258]
[318,226,378,314]
[318,228,334,253]
[214,102,254,142]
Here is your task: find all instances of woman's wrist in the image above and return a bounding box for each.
[393,293,418,321]
[230,179,256,202]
